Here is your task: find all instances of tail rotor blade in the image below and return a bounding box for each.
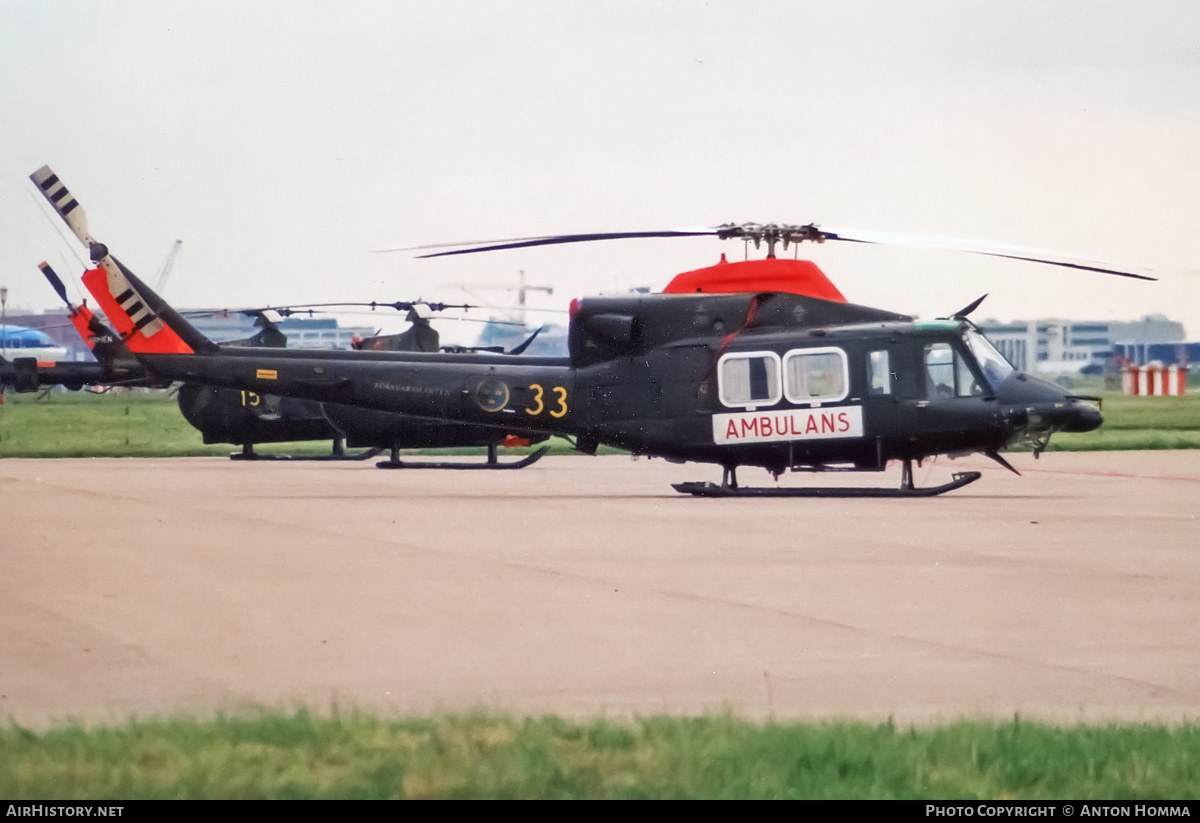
[30,166,166,336]
[30,166,94,248]
[38,262,71,308]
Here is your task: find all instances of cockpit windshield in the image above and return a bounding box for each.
[964,328,1015,389]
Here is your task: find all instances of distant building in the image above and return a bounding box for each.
[1111,340,1200,368]
[1,308,375,360]
[186,312,374,349]
[277,317,373,349]
[978,315,1189,373]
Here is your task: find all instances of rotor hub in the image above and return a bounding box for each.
[712,223,827,258]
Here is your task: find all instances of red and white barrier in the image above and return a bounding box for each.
[1121,362,1188,396]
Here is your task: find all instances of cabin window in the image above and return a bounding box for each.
[868,350,891,395]
[782,347,849,405]
[924,342,983,399]
[718,351,782,408]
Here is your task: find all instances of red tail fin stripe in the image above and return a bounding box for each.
[81,268,192,355]
[68,306,97,350]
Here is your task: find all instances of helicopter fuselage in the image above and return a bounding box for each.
[26,164,1118,489]
[134,290,1101,476]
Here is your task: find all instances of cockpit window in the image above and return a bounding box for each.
[924,342,983,399]
[964,329,1015,389]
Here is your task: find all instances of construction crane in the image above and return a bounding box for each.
[444,269,553,325]
[154,239,183,292]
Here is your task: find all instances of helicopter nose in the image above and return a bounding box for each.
[1052,399,1103,433]
[994,372,1103,436]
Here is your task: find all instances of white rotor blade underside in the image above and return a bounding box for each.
[820,226,1154,280]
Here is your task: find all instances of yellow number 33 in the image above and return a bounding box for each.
[549,386,568,418]
[526,384,568,418]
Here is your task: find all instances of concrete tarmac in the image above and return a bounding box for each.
[1,451,1198,727]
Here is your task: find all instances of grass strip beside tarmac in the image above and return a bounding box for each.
[1,712,1198,800]
[0,390,612,458]
[1012,394,1200,452]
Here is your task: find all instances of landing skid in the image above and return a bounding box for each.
[230,442,384,461]
[673,471,981,497]
[673,459,982,498]
[375,445,549,470]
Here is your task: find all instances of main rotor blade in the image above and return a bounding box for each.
[817,227,1157,281]
[385,218,1156,281]
[376,234,563,253]
[507,325,545,355]
[178,300,480,318]
[378,229,718,258]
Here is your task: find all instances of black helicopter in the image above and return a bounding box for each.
[173,307,550,467]
[0,262,351,458]
[18,167,552,468]
[33,168,1152,496]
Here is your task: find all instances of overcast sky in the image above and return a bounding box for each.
[2,1,1198,343]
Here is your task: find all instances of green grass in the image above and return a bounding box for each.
[0,390,262,458]
[0,389,623,458]
[1025,394,1200,452]
[1,388,1197,458]
[0,389,229,457]
[1,712,1197,799]
[1082,393,1200,431]
[1042,429,1200,452]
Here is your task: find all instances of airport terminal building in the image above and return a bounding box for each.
[977,315,1195,373]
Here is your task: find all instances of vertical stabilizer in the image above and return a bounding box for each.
[30,165,165,337]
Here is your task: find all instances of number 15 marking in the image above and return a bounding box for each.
[526,384,568,418]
